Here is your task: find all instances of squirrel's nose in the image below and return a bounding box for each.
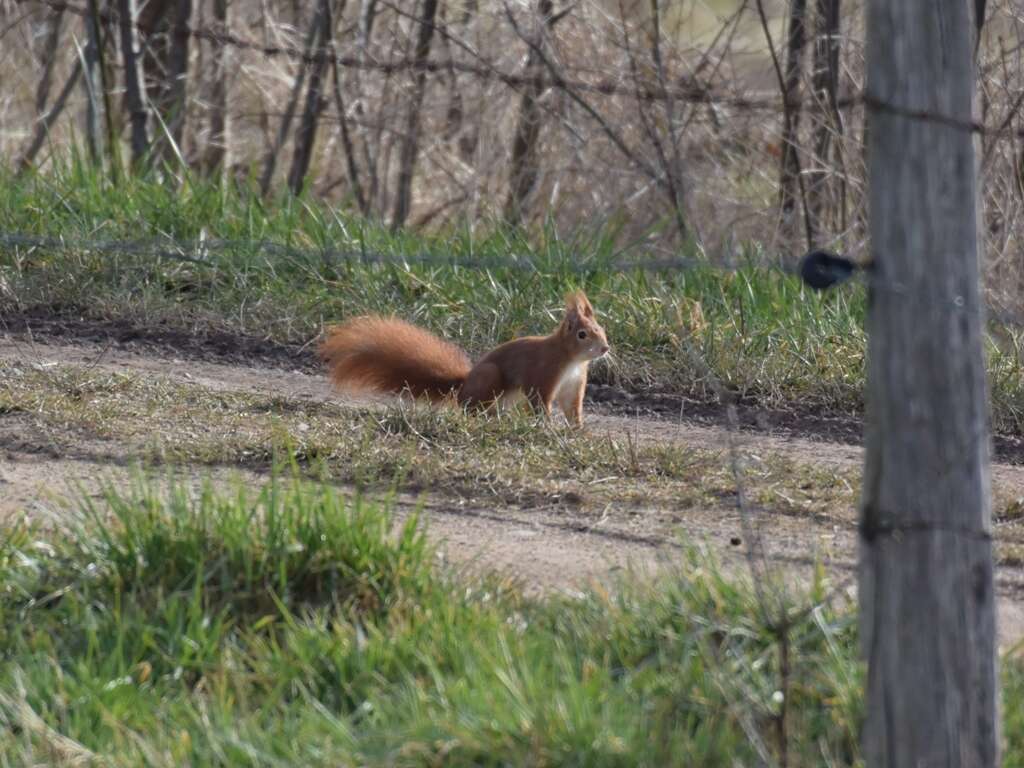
[600,345,610,355]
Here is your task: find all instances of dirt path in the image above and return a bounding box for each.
[4,331,1024,647]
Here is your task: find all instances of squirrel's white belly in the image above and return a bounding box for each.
[555,363,585,400]
[496,363,584,413]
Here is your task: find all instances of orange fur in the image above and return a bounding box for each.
[318,316,472,401]
[320,293,610,425]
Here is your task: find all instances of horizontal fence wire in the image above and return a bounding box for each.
[5,230,1024,335]
[0,231,735,274]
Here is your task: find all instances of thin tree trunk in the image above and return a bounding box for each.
[644,0,688,241]
[258,7,321,196]
[18,61,83,173]
[391,0,439,230]
[138,0,173,103]
[118,0,150,165]
[287,0,334,195]
[377,128,395,216]
[503,0,553,226]
[438,4,462,142]
[328,10,368,213]
[779,0,809,238]
[82,3,105,165]
[140,0,191,166]
[356,0,381,207]
[34,9,66,117]
[860,0,997,765]
[809,0,840,241]
[364,70,393,211]
[203,0,229,175]
[357,0,379,75]
[160,0,192,165]
[95,0,123,179]
[80,0,122,179]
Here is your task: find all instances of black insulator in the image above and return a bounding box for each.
[799,250,858,291]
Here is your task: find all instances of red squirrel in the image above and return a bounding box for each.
[319,291,610,425]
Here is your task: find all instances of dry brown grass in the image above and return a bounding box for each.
[0,356,862,515]
[2,1,832,244]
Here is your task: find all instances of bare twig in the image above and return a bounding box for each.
[618,0,689,240]
[327,3,368,213]
[29,0,866,111]
[502,3,660,184]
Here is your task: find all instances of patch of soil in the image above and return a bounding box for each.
[6,330,1024,646]
[2,306,320,372]
[0,450,670,596]
[590,383,1024,466]
[3,309,864,436]
[590,383,864,444]
[13,309,1024,463]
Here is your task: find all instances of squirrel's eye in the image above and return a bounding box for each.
[577,330,587,339]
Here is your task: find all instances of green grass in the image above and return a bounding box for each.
[0,163,879,414]
[0,474,865,766]
[1,474,1023,766]
[7,161,1024,431]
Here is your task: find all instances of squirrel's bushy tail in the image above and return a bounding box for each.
[319,316,472,401]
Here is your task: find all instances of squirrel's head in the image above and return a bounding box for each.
[560,291,610,362]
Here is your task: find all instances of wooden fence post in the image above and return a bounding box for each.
[860,0,998,764]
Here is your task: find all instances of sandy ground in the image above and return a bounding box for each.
[3,329,1024,648]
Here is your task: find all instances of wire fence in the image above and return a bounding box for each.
[0,221,993,763]
[0,232,714,273]
[7,230,1024,333]
[0,1,1017,760]
[7,0,1024,267]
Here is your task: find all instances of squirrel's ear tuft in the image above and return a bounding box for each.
[578,292,594,318]
[565,290,594,318]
